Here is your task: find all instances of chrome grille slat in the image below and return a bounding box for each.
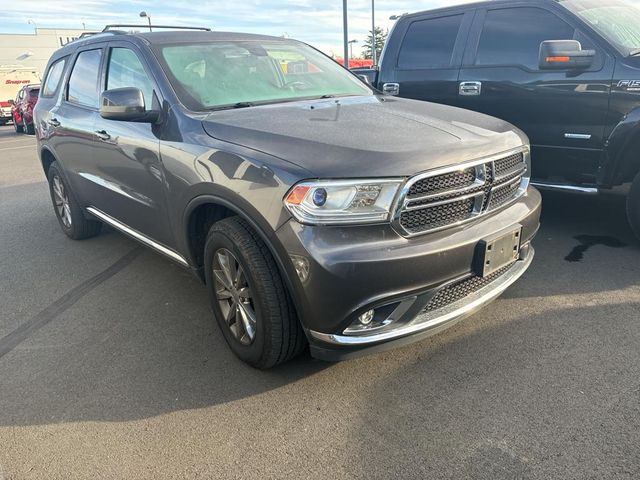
[393,148,529,237]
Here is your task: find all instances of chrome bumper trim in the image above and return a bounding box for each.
[309,247,535,347]
[531,182,598,194]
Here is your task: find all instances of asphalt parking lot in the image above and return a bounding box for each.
[0,124,639,480]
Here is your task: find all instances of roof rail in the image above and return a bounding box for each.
[102,24,211,32]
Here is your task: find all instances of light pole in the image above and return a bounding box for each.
[348,39,358,61]
[139,11,152,32]
[27,19,37,33]
[371,0,376,66]
[342,0,349,69]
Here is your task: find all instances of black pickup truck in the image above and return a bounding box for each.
[359,0,640,239]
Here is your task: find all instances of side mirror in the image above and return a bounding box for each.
[357,74,371,85]
[99,87,159,123]
[539,40,595,70]
[8,99,15,105]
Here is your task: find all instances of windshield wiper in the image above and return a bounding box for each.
[628,49,640,57]
[319,94,335,99]
[232,102,254,108]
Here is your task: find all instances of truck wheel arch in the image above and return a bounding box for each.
[182,194,305,320]
[603,108,640,186]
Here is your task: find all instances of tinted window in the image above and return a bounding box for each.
[106,48,154,108]
[398,15,463,68]
[42,58,66,97]
[29,89,39,98]
[477,7,575,69]
[67,49,102,107]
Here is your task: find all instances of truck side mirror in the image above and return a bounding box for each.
[8,99,14,105]
[539,40,595,70]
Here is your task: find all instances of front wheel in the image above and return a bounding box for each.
[628,172,640,241]
[204,217,305,368]
[47,162,102,240]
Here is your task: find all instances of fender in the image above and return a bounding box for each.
[600,107,640,187]
[181,192,305,321]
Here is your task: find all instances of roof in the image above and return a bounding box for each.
[399,0,560,19]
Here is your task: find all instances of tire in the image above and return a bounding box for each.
[47,162,102,240]
[204,217,305,368]
[627,171,640,241]
[14,117,23,133]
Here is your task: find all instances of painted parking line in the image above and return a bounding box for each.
[0,145,36,152]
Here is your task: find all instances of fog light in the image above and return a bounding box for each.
[290,255,310,283]
[358,309,375,326]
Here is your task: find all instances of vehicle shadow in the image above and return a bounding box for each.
[0,230,330,427]
[346,301,640,479]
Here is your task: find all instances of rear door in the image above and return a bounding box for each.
[91,41,174,248]
[378,10,473,107]
[458,5,615,184]
[48,46,105,197]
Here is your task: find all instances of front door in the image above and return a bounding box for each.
[457,5,615,184]
[91,43,175,248]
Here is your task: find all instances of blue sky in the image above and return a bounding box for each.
[0,0,473,56]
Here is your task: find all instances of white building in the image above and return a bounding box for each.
[0,28,95,75]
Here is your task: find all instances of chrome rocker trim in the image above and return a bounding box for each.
[309,247,535,347]
[86,206,189,267]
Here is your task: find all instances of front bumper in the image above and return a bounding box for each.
[275,187,541,360]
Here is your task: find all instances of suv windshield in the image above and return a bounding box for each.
[562,0,640,56]
[156,40,371,111]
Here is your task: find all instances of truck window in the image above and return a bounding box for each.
[67,49,103,108]
[398,15,463,69]
[106,48,154,109]
[476,7,575,70]
[42,58,66,97]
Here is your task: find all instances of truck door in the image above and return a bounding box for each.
[377,10,473,108]
[457,5,615,185]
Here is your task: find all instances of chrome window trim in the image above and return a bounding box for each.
[391,146,530,237]
[86,206,189,266]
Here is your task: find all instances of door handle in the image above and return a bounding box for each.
[459,81,482,96]
[382,83,400,96]
[95,130,111,141]
[48,118,61,127]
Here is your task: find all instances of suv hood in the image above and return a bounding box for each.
[201,95,527,178]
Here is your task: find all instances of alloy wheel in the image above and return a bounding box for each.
[52,175,72,228]
[213,248,257,345]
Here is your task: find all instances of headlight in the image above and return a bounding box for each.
[284,179,403,225]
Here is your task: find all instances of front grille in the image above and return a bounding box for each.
[424,263,514,313]
[400,198,475,234]
[408,167,476,197]
[396,150,527,235]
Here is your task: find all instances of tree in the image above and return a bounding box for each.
[362,27,387,62]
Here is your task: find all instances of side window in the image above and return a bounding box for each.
[398,14,464,69]
[106,48,155,109]
[42,58,66,97]
[476,7,576,70]
[67,49,103,108]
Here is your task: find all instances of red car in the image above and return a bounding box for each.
[11,84,40,134]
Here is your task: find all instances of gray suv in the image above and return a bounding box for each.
[34,26,542,368]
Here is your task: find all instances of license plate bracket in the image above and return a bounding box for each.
[475,225,522,277]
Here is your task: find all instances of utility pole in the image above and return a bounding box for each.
[343,0,349,69]
[371,0,377,65]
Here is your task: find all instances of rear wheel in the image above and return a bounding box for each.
[204,217,305,368]
[47,162,102,240]
[627,172,640,241]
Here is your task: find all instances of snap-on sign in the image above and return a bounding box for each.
[5,79,31,85]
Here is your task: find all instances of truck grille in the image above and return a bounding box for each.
[395,150,528,236]
[424,263,514,313]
